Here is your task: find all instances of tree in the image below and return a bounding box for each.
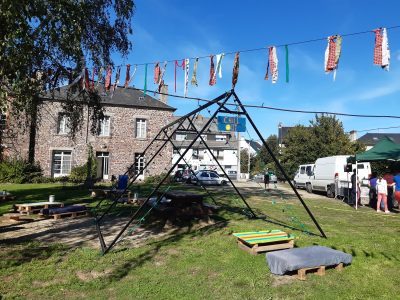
[240,149,251,173]
[280,115,365,177]
[253,135,279,174]
[0,1,135,162]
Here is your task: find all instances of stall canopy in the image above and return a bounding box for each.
[355,136,400,162]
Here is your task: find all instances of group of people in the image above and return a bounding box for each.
[366,170,400,213]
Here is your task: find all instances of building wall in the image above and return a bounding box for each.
[29,101,173,179]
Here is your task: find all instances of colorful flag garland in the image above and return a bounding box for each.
[174,59,185,92]
[124,64,131,88]
[209,55,216,86]
[184,58,190,97]
[191,58,199,86]
[105,66,112,91]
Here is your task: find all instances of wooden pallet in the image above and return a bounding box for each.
[40,210,88,220]
[297,263,344,280]
[233,230,294,255]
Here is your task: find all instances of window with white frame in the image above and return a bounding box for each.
[136,118,147,138]
[57,114,70,134]
[175,134,186,141]
[134,153,145,175]
[98,116,110,136]
[215,134,226,142]
[52,150,72,177]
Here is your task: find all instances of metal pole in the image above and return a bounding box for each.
[187,118,256,218]
[232,90,326,238]
[102,92,233,254]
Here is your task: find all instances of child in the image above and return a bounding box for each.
[376,175,389,213]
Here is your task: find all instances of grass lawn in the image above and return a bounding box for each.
[0,183,399,299]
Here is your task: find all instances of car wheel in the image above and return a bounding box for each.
[306,183,312,193]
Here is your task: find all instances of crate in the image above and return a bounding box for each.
[233,230,294,255]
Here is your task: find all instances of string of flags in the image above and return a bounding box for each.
[68,27,394,97]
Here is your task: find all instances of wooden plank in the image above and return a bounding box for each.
[296,263,344,280]
[237,238,294,255]
[40,210,88,220]
[335,263,343,271]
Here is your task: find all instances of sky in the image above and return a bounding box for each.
[111,0,400,141]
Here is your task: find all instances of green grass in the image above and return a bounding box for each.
[0,183,399,299]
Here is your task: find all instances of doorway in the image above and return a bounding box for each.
[96,152,109,180]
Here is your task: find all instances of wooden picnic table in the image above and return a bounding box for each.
[15,202,64,215]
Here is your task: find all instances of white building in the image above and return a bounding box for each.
[171,115,239,177]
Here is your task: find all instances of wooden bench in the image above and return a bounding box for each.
[41,210,89,220]
[15,202,64,215]
[233,230,294,255]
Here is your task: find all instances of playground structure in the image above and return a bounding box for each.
[94,90,326,254]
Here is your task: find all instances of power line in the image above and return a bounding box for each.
[132,87,400,119]
[114,25,400,67]
[352,125,400,133]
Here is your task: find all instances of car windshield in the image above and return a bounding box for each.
[210,173,218,178]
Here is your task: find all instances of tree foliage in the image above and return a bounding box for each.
[280,115,366,176]
[0,0,135,134]
[253,135,279,174]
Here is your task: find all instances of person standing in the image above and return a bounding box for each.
[368,172,378,209]
[376,175,389,213]
[393,170,400,210]
[264,171,270,190]
[383,171,394,211]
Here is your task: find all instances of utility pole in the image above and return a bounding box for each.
[237,131,241,180]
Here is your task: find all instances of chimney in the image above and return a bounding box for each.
[349,130,357,142]
[159,84,168,104]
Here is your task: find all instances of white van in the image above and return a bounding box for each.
[307,155,371,198]
[293,164,315,189]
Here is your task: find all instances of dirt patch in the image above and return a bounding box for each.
[76,269,113,282]
[271,274,297,287]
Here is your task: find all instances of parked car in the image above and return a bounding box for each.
[190,170,227,186]
[252,172,277,183]
[293,164,315,189]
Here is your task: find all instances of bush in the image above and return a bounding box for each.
[69,164,91,183]
[0,159,42,183]
[144,173,173,185]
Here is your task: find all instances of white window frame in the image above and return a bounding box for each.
[52,150,72,177]
[215,134,226,142]
[58,114,70,135]
[98,116,111,136]
[176,134,187,141]
[136,118,147,139]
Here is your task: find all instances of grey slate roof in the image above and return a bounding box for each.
[246,139,262,152]
[358,133,400,146]
[42,86,176,111]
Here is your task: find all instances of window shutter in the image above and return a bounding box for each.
[134,118,137,138]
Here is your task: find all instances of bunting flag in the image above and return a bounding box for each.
[96,67,104,88]
[373,28,390,71]
[232,52,240,89]
[285,45,289,83]
[91,67,95,90]
[158,61,168,92]
[124,64,131,88]
[126,65,137,87]
[324,35,342,80]
[84,68,90,90]
[113,66,121,91]
[209,55,216,86]
[154,62,161,84]
[144,64,148,95]
[191,58,199,86]
[215,53,224,78]
[105,66,112,91]
[174,59,185,92]
[184,58,190,97]
[265,46,278,83]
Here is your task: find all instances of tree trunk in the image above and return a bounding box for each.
[28,97,39,164]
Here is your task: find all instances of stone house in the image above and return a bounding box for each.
[3,86,176,180]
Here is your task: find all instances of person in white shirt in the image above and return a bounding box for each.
[376,175,389,213]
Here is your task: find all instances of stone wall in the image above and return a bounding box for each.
[8,101,174,179]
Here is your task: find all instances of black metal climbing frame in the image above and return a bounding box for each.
[95,90,326,254]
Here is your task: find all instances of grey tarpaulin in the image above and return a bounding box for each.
[266,246,352,275]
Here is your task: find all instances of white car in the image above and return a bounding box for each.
[191,170,227,186]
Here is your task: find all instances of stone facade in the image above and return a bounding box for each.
[4,96,175,180]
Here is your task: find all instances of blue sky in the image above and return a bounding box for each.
[112,0,400,140]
